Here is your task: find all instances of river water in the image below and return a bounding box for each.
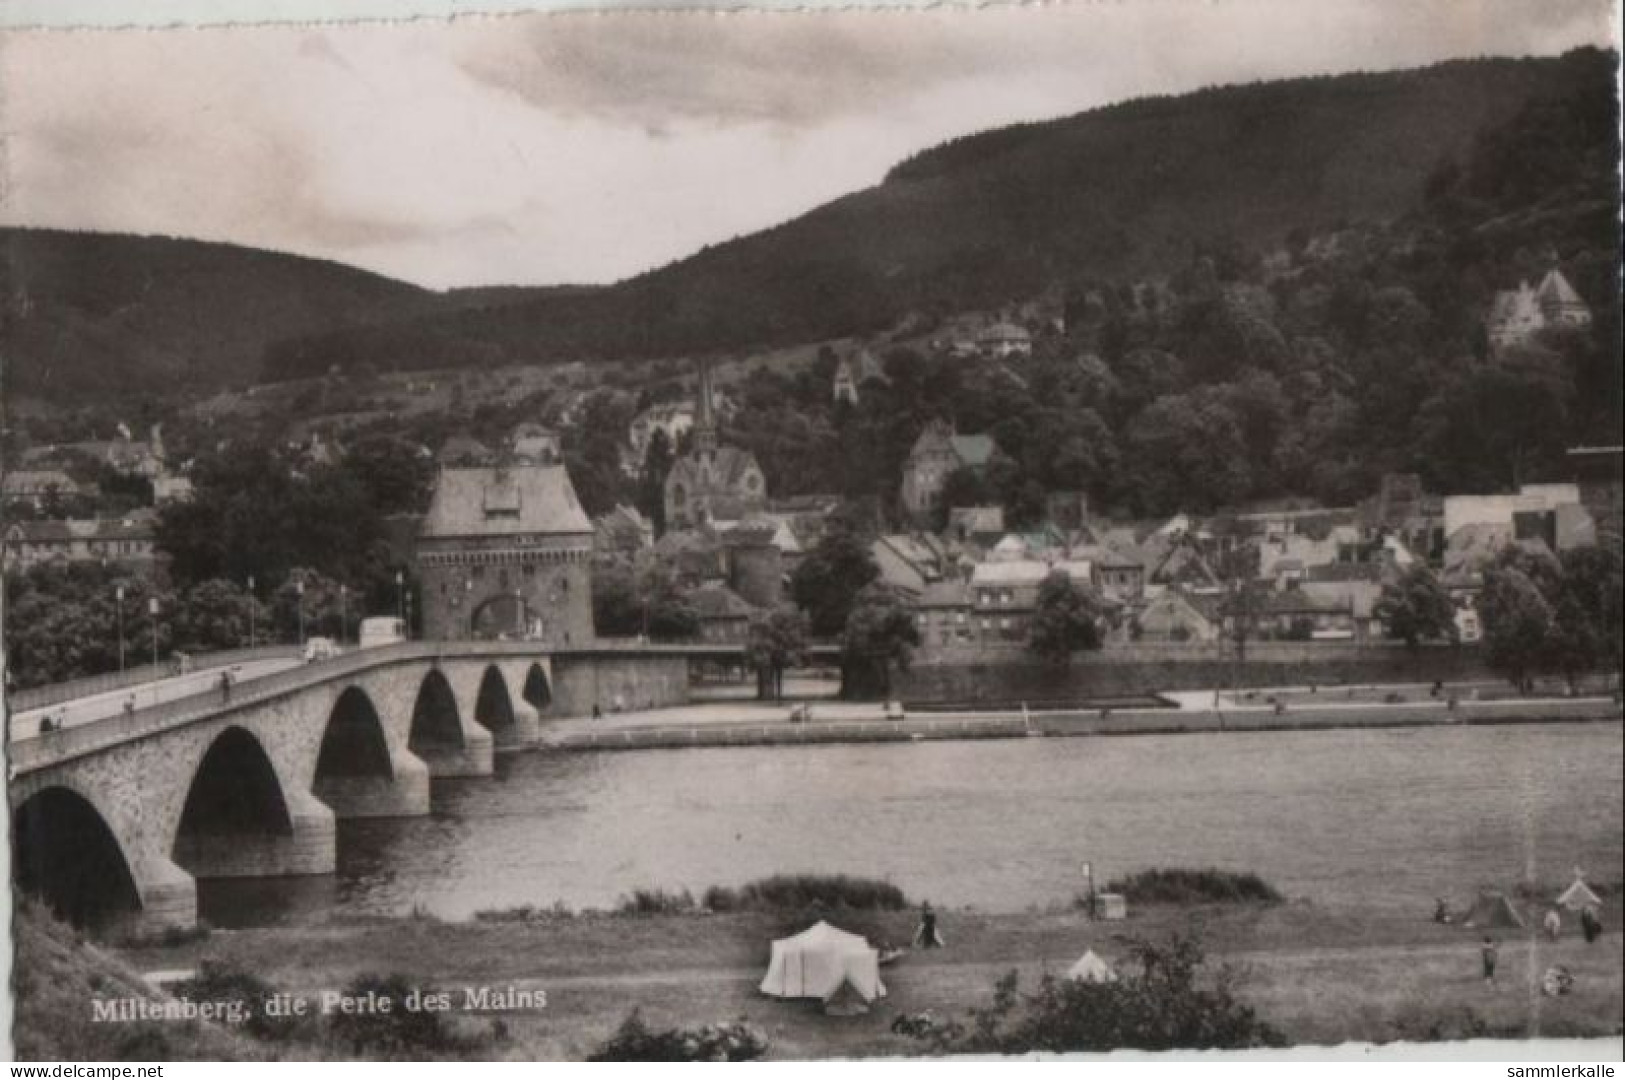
[201,722,1623,925]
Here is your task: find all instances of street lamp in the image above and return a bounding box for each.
[148,596,160,670]
[296,578,306,646]
[116,585,126,671]
[247,574,257,648]
[340,584,349,645]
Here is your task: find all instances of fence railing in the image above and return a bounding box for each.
[8,644,304,712]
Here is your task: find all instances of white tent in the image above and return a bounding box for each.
[758,921,887,1004]
[1065,949,1118,984]
[1557,878,1603,911]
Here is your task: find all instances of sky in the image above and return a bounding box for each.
[0,0,1616,289]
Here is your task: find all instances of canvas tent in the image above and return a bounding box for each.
[759,922,887,1005]
[1556,878,1603,912]
[1065,949,1118,984]
[1462,892,1525,929]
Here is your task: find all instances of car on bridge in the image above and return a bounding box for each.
[359,617,408,649]
[303,637,342,662]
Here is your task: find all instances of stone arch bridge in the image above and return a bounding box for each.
[9,642,724,932]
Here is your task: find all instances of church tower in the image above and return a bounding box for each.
[695,356,719,461]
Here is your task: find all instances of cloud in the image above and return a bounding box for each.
[0,0,1615,288]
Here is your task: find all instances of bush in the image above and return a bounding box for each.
[617,888,698,915]
[958,935,1284,1053]
[1104,869,1282,906]
[170,959,301,1042]
[589,1010,769,1062]
[324,973,487,1059]
[702,874,908,913]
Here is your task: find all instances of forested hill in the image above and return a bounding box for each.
[261,48,1615,381]
[0,230,570,403]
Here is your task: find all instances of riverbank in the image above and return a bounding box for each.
[108,896,1624,1059]
[540,694,1622,752]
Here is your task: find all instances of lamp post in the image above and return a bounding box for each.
[148,596,160,670]
[405,590,414,640]
[340,584,349,645]
[396,570,405,621]
[247,574,257,649]
[116,585,126,671]
[296,578,306,647]
[513,589,523,638]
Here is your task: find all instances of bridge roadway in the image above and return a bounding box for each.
[8,639,784,933]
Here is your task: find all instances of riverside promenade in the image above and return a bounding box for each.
[541,684,1623,752]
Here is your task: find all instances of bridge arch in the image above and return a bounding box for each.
[474,665,517,732]
[172,727,294,880]
[14,785,142,929]
[521,662,553,713]
[313,686,406,817]
[317,687,394,781]
[409,669,465,754]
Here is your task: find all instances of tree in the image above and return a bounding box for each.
[637,428,674,536]
[1028,571,1104,665]
[270,568,351,644]
[790,517,878,638]
[172,578,262,653]
[1479,566,1553,693]
[958,934,1283,1053]
[1373,565,1458,648]
[747,606,809,701]
[344,435,434,515]
[1545,544,1624,690]
[841,584,920,699]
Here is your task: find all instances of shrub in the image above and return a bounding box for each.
[170,959,300,1042]
[589,1010,769,1062]
[959,935,1284,1053]
[703,874,908,913]
[324,973,486,1059]
[617,888,698,915]
[1104,868,1282,905]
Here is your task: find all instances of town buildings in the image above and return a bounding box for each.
[1485,266,1593,355]
[3,513,161,571]
[900,420,995,522]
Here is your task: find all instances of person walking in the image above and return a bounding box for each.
[1543,908,1562,941]
[1480,936,1498,983]
[913,901,944,949]
[219,669,233,704]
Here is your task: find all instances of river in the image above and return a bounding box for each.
[200,722,1623,925]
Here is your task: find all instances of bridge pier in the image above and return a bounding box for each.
[415,710,494,778]
[314,745,431,818]
[501,699,541,750]
[132,857,199,933]
[173,788,337,880]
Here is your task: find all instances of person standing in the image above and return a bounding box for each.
[1580,906,1602,944]
[1480,936,1498,983]
[1544,908,1562,941]
[913,901,944,949]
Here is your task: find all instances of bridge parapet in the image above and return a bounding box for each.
[9,640,746,775]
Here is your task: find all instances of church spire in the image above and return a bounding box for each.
[695,356,718,457]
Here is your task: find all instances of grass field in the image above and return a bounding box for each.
[98,894,1624,1060]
